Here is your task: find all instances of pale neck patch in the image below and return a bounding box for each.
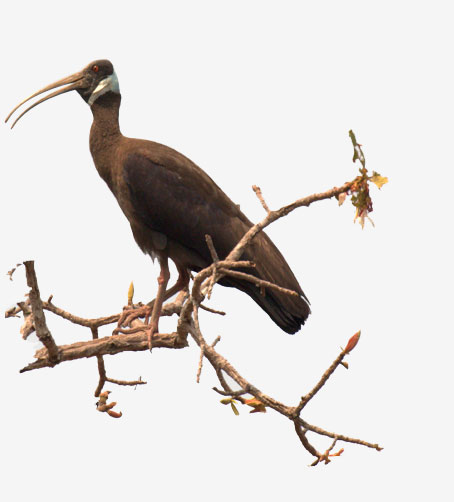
[88,71,120,106]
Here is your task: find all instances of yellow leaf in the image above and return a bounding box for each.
[128,281,134,305]
[231,402,239,416]
[371,172,388,189]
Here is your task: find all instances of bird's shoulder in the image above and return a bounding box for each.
[121,138,250,222]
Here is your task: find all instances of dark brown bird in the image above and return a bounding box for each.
[5,59,310,341]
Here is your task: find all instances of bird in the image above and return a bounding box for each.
[5,59,310,343]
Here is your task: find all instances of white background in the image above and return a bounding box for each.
[1,1,452,500]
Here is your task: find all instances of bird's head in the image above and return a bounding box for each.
[5,59,120,128]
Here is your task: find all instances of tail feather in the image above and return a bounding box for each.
[220,230,310,333]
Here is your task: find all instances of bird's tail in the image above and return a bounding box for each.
[221,232,310,334]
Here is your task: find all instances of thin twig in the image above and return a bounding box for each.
[293,421,322,461]
[92,326,107,397]
[199,304,226,316]
[205,234,219,262]
[295,350,347,415]
[227,181,354,263]
[106,377,147,387]
[252,185,271,213]
[212,387,249,398]
[219,268,300,298]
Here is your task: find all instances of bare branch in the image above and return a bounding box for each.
[44,300,120,328]
[227,181,354,263]
[20,330,189,373]
[24,261,59,364]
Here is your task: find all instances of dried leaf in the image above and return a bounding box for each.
[338,192,347,206]
[340,361,349,369]
[244,398,267,413]
[344,330,361,354]
[96,391,122,418]
[371,172,388,189]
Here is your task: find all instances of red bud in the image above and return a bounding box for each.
[344,330,361,354]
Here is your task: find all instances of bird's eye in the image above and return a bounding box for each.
[92,65,99,73]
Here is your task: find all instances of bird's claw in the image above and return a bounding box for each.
[113,304,153,335]
[113,304,160,352]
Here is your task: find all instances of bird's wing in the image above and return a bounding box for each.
[123,143,310,333]
[122,147,250,266]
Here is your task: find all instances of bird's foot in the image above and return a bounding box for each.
[112,304,153,336]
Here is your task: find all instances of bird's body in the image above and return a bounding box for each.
[6,60,310,334]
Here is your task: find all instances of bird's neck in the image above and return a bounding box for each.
[89,92,122,138]
[89,92,123,188]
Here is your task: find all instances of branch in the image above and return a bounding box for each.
[24,261,60,364]
[227,181,354,263]
[7,132,386,463]
[20,329,189,373]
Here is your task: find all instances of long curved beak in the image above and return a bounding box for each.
[5,71,85,129]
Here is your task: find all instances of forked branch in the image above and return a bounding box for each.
[6,131,386,465]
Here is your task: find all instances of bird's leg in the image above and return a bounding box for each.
[114,264,189,339]
[147,264,189,309]
[147,256,171,349]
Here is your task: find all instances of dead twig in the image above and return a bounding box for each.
[252,185,271,213]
